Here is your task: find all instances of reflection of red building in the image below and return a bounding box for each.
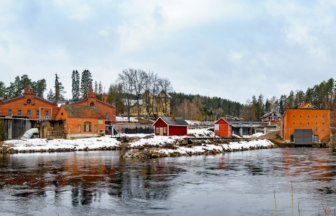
[282,149,330,181]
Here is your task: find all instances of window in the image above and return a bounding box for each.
[78,124,81,132]
[61,113,63,115]
[90,102,94,106]
[27,110,31,117]
[36,110,40,117]
[156,127,159,133]
[314,135,318,143]
[105,113,109,119]
[84,122,91,132]
[27,99,31,104]
[95,125,97,132]
[8,110,12,116]
[45,110,49,116]
[164,127,166,133]
[18,110,21,116]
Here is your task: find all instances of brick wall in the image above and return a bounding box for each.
[283,109,330,142]
[0,95,58,120]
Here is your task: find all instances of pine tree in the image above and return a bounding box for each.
[99,81,103,95]
[72,70,77,100]
[47,89,55,101]
[94,81,98,93]
[75,70,80,99]
[80,70,93,99]
[31,79,47,98]
[54,74,65,101]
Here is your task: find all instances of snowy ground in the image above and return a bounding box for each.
[3,129,274,153]
[116,116,139,122]
[186,120,202,125]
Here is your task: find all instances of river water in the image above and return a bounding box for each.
[1,148,336,216]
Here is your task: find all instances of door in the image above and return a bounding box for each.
[160,128,163,135]
[294,129,313,145]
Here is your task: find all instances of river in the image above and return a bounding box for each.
[0,148,336,215]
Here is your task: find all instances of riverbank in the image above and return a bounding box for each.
[0,129,274,155]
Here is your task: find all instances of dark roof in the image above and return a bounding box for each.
[62,105,104,118]
[156,116,189,126]
[261,111,282,118]
[97,99,114,107]
[2,95,24,103]
[68,99,88,104]
[35,96,55,104]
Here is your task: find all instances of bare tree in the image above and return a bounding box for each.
[117,69,134,121]
[143,71,160,119]
[158,78,173,116]
[132,69,147,119]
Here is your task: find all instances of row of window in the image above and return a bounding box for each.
[78,122,98,132]
[293,115,324,118]
[132,107,166,113]
[8,110,48,117]
[293,122,325,125]
[156,127,167,133]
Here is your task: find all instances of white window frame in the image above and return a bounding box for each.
[164,127,166,133]
[156,127,159,133]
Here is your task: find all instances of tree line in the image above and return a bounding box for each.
[170,93,242,121]
[241,78,336,121]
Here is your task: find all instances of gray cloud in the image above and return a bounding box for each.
[0,0,336,103]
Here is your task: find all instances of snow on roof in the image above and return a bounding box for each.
[261,111,282,118]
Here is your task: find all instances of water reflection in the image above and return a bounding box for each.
[1,149,336,215]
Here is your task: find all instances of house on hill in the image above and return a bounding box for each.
[261,111,282,123]
[153,115,188,136]
[214,118,232,138]
[55,105,105,139]
[123,89,171,117]
[280,102,330,145]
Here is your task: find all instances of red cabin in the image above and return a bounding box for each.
[261,111,282,123]
[214,118,232,138]
[153,115,189,136]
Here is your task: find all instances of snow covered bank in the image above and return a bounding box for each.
[2,128,274,156]
[122,139,275,159]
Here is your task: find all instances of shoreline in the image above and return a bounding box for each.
[0,129,275,156]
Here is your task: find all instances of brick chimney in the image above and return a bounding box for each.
[171,115,175,121]
[102,93,107,102]
[65,101,69,105]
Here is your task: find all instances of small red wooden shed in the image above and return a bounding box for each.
[153,115,189,136]
[214,118,232,138]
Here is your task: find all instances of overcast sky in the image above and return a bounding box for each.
[0,0,336,103]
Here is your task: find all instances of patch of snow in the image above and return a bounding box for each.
[3,135,120,151]
[185,120,201,125]
[116,116,139,122]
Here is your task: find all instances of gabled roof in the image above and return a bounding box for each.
[153,116,189,126]
[97,99,114,107]
[298,101,319,109]
[214,117,231,125]
[61,105,104,118]
[261,111,282,118]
